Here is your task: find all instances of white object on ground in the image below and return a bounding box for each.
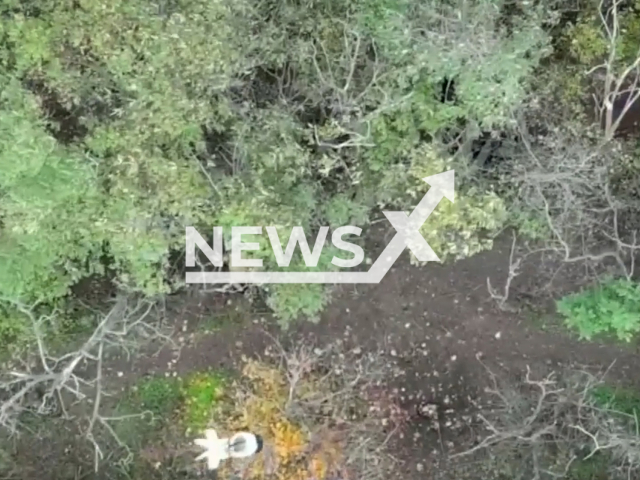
[195,429,264,470]
[228,432,262,458]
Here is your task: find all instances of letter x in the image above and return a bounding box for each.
[383,207,439,263]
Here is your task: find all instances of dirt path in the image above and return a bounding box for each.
[111,233,640,479]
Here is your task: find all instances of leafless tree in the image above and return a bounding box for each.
[452,363,640,480]
[589,0,640,141]
[516,122,639,273]
[0,295,174,472]
[486,231,525,312]
[485,0,640,309]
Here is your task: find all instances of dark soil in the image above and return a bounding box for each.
[7,229,640,479]
[118,230,640,478]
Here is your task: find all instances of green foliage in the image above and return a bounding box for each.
[418,190,507,261]
[112,372,225,450]
[181,371,226,433]
[122,371,227,435]
[563,1,640,67]
[262,244,347,327]
[0,0,558,331]
[106,377,180,458]
[0,307,31,347]
[112,376,181,443]
[549,2,640,119]
[266,283,330,327]
[557,279,640,342]
[584,384,640,479]
[0,78,99,303]
[566,18,608,65]
[507,209,550,241]
[136,377,182,417]
[376,144,509,262]
[619,3,640,61]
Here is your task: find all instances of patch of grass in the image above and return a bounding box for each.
[137,376,182,417]
[85,372,229,478]
[567,453,610,480]
[111,371,229,453]
[181,371,226,433]
[196,304,248,333]
[111,401,157,452]
[110,376,183,452]
[591,384,640,417]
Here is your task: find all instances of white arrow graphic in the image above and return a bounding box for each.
[364,170,455,283]
[185,170,454,284]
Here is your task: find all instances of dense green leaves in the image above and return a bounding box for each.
[558,279,640,342]
[0,0,559,332]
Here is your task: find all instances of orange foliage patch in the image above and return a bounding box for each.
[214,359,344,480]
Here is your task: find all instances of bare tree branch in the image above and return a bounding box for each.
[452,363,640,480]
[0,295,173,472]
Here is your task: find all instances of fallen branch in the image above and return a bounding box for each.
[0,295,174,472]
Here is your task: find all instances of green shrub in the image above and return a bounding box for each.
[562,0,640,67]
[557,279,640,342]
[565,17,608,65]
[0,0,557,331]
[374,144,509,263]
[0,307,31,349]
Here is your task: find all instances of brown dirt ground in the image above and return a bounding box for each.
[114,229,640,480]
[8,229,640,479]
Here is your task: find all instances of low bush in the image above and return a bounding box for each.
[557,279,640,342]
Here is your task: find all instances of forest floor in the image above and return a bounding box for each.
[5,227,640,480]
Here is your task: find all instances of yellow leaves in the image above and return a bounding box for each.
[271,419,305,461]
[307,441,342,480]
[211,359,354,480]
[304,427,344,480]
[309,456,328,480]
[216,359,353,480]
[231,406,308,480]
